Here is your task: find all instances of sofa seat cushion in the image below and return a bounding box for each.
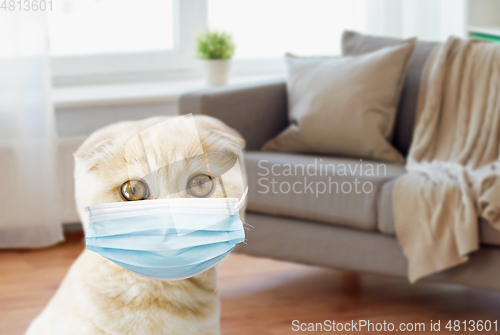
[378,180,500,247]
[244,152,406,231]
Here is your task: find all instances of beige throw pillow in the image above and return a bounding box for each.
[262,38,416,163]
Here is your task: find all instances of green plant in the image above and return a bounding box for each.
[196,30,235,60]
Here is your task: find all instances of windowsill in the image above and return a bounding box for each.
[52,74,285,109]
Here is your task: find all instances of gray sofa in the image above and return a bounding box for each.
[180,33,500,291]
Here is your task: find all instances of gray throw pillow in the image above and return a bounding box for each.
[262,37,416,163]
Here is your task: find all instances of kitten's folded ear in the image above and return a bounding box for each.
[73,123,126,171]
[74,134,112,160]
[215,126,246,149]
[194,115,246,152]
[74,135,113,172]
[74,121,134,160]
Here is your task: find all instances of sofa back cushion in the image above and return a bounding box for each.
[342,31,440,156]
[262,39,416,163]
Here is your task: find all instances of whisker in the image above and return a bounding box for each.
[133,272,139,303]
[242,222,254,228]
[207,266,220,299]
[105,263,117,306]
[101,263,113,307]
[122,268,128,304]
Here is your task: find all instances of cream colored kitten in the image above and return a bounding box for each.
[25,115,246,335]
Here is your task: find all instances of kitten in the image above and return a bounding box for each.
[25,115,247,335]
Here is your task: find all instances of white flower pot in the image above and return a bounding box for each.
[200,60,231,87]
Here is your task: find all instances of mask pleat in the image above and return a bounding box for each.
[89,242,235,268]
[87,227,240,251]
[84,197,245,281]
[110,248,234,281]
[88,214,235,237]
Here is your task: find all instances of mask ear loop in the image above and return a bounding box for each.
[75,197,89,213]
[235,186,248,210]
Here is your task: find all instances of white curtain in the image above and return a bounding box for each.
[0,12,64,248]
[364,0,467,41]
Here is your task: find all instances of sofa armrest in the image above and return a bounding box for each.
[179,80,288,151]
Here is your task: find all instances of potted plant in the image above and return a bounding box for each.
[196,30,235,86]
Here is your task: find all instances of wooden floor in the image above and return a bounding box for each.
[1,233,500,335]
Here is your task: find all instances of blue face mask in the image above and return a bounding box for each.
[84,196,246,281]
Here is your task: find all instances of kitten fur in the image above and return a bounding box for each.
[25,115,247,335]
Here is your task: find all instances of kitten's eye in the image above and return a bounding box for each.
[121,179,148,201]
[187,174,213,197]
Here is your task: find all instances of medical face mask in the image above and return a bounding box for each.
[84,195,246,281]
[82,114,247,281]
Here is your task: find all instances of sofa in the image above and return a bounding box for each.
[180,33,500,291]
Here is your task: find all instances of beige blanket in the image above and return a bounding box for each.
[394,37,500,283]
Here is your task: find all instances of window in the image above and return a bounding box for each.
[49,0,367,83]
[50,0,207,83]
[49,0,175,56]
[208,0,366,58]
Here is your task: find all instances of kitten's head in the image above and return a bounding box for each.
[74,115,246,232]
